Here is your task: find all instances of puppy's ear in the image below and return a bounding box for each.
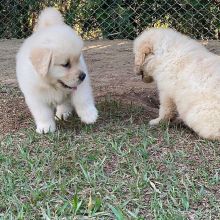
[30,48,52,76]
[134,42,152,75]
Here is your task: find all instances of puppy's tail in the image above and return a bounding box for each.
[35,7,64,31]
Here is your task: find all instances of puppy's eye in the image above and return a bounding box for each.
[61,60,71,68]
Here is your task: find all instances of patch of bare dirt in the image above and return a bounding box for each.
[0,39,220,135]
[0,91,31,136]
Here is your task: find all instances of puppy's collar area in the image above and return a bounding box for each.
[58,80,77,90]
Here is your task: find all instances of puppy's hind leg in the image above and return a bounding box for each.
[56,99,73,121]
[72,77,98,124]
[184,105,220,140]
[149,94,176,126]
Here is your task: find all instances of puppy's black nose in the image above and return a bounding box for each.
[79,72,86,81]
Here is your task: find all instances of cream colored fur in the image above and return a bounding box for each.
[134,28,220,140]
[16,8,98,134]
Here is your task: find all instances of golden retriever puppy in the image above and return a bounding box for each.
[16,8,98,134]
[133,28,220,140]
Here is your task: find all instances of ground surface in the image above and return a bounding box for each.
[1,39,220,135]
[0,39,159,135]
[0,40,220,219]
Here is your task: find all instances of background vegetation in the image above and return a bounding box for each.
[1,0,220,40]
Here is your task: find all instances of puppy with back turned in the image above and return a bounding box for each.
[133,28,220,140]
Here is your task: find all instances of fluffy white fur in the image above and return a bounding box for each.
[16,7,98,134]
[134,28,220,140]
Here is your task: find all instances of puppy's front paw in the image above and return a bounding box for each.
[149,118,161,126]
[78,106,98,124]
[36,121,56,134]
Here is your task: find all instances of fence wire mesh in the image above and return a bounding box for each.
[1,0,220,40]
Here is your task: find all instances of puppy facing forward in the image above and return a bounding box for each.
[16,8,98,134]
[133,28,220,140]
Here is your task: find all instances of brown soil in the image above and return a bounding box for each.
[0,39,220,135]
[0,90,32,135]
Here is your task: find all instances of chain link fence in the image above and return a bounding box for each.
[1,0,220,40]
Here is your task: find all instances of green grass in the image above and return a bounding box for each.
[0,89,220,219]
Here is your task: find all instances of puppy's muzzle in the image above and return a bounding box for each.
[142,74,154,83]
[79,71,86,82]
[135,66,153,83]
